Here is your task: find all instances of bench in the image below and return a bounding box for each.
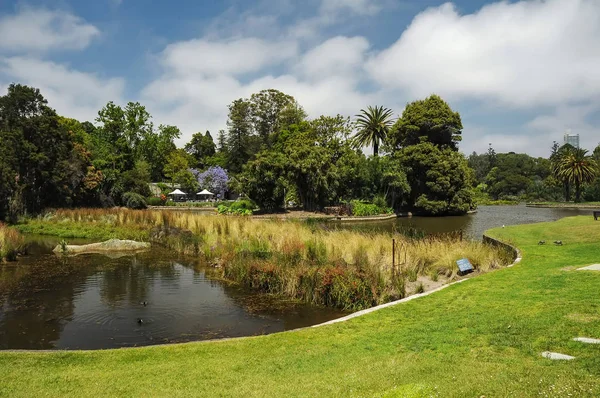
[594,211,600,221]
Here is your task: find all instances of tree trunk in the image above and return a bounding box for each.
[373,141,379,157]
[564,182,570,202]
[575,181,581,203]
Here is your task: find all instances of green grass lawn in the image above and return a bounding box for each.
[2,216,600,397]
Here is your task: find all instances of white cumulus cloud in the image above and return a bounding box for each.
[320,0,383,15]
[297,36,369,80]
[0,7,100,52]
[368,0,600,108]
[0,57,125,122]
[160,38,298,77]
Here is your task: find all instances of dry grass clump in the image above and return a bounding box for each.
[0,223,25,261]
[27,209,514,309]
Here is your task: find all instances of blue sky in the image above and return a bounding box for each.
[0,0,599,156]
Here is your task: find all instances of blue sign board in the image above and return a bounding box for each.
[456,258,474,274]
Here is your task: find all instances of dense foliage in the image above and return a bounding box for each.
[0,83,499,220]
[469,142,599,203]
[350,201,393,217]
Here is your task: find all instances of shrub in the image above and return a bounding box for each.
[229,200,256,212]
[217,204,229,215]
[122,192,147,209]
[147,197,164,206]
[216,200,255,216]
[156,183,171,195]
[414,282,425,294]
[373,195,388,209]
[350,200,392,217]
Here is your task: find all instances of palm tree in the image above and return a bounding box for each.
[555,148,598,202]
[353,106,395,156]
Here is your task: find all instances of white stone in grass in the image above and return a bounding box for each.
[573,337,600,344]
[541,351,575,360]
[577,264,600,271]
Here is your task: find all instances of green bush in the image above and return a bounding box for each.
[156,183,170,195]
[147,197,164,206]
[217,200,254,216]
[229,199,256,212]
[350,200,392,217]
[217,204,229,215]
[373,195,388,209]
[122,192,147,209]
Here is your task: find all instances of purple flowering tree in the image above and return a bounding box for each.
[190,166,229,199]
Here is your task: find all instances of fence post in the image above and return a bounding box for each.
[392,238,396,278]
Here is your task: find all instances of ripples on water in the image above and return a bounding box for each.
[0,238,345,350]
[0,205,592,350]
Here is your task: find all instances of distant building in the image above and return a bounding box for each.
[564,132,580,148]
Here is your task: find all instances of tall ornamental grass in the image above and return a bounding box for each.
[21,209,514,309]
[0,223,25,261]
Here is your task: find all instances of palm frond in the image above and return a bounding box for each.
[352,105,395,155]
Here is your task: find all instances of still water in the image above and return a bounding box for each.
[0,205,592,350]
[0,237,345,350]
[333,205,593,239]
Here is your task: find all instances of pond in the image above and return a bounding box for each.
[0,236,345,350]
[1,205,591,350]
[332,205,593,239]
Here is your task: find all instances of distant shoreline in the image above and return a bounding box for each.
[526,202,600,210]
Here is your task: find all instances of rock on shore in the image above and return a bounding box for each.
[53,239,151,256]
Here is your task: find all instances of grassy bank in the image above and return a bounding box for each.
[0,223,24,261]
[2,216,600,396]
[475,199,520,206]
[16,209,511,310]
[527,201,600,209]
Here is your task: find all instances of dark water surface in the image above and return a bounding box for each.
[332,205,593,239]
[0,236,345,350]
[1,205,592,350]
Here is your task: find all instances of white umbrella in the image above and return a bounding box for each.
[168,189,186,195]
[197,189,214,195]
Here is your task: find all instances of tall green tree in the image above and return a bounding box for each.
[163,149,197,193]
[124,102,153,160]
[249,89,297,145]
[467,152,490,184]
[551,144,576,201]
[0,84,79,217]
[185,130,216,169]
[141,124,180,181]
[400,142,474,215]
[226,99,256,174]
[555,148,598,202]
[217,129,227,152]
[380,156,410,209]
[352,106,394,156]
[239,151,287,210]
[389,95,462,151]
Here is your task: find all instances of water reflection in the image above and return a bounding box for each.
[0,241,345,350]
[2,206,588,350]
[331,205,592,239]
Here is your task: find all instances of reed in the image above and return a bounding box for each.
[18,209,514,309]
[0,223,25,261]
